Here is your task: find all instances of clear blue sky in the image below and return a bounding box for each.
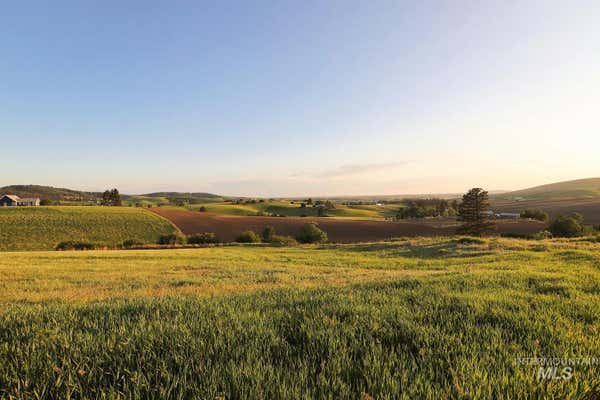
[2,1,599,196]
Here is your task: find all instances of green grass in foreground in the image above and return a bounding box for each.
[0,206,177,251]
[1,238,600,398]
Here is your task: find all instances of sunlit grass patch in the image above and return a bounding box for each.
[1,238,600,398]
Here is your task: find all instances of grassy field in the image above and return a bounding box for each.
[0,206,177,251]
[186,200,399,219]
[1,238,600,398]
[123,194,225,207]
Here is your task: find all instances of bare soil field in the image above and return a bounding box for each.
[151,208,547,243]
[492,196,600,224]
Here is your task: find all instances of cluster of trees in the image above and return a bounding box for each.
[520,209,549,222]
[237,223,327,244]
[230,198,266,205]
[298,199,336,217]
[156,224,328,246]
[396,198,458,219]
[548,213,587,237]
[157,232,219,245]
[101,189,122,206]
[299,199,336,209]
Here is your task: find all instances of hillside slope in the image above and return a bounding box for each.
[0,185,101,203]
[0,185,224,206]
[498,177,600,200]
[186,200,398,219]
[0,207,177,251]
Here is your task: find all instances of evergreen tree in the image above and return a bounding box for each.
[457,188,495,235]
[110,189,122,206]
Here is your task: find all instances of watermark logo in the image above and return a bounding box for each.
[536,366,573,381]
[515,357,599,380]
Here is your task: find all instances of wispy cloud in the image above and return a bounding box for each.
[292,162,409,179]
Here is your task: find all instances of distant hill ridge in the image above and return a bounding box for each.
[143,192,222,198]
[0,185,222,204]
[0,185,101,202]
[3,178,600,203]
[498,177,600,200]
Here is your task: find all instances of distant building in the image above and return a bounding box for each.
[481,210,521,219]
[0,194,40,207]
[495,212,520,219]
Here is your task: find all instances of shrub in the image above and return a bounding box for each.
[520,208,549,222]
[549,215,584,238]
[39,199,53,206]
[531,230,553,240]
[296,223,328,244]
[187,232,219,244]
[261,226,276,242]
[122,239,143,248]
[198,206,207,212]
[455,237,486,245]
[55,241,97,251]
[236,230,261,243]
[158,233,187,245]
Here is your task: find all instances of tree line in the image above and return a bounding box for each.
[396,198,459,219]
[101,189,121,206]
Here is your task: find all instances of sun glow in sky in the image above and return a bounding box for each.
[2,1,599,196]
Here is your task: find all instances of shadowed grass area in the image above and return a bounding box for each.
[1,238,600,398]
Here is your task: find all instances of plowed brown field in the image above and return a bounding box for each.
[151,208,547,243]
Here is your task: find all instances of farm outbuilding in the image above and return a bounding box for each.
[0,194,40,207]
[495,212,521,219]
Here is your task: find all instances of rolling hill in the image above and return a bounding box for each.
[0,185,223,206]
[0,185,101,203]
[185,200,397,219]
[126,192,225,206]
[496,177,600,200]
[0,207,177,251]
[492,177,600,224]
